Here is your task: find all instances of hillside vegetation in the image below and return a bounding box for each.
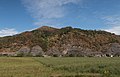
[0,26,120,57]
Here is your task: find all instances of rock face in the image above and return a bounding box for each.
[46,47,62,57]
[65,49,86,57]
[16,46,30,56]
[62,45,92,57]
[16,45,44,57]
[30,45,44,57]
[105,43,120,57]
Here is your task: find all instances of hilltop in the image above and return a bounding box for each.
[0,26,120,57]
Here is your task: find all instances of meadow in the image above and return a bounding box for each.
[0,57,120,77]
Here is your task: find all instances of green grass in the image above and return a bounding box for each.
[0,57,120,77]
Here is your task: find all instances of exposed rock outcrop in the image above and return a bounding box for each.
[16,46,30,56]
[30,45,44,57]
[105,43,120,57]
[46,47,62,57]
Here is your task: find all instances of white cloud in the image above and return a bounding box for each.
[22,0,82,26]
[102,15,120,35]
[105,26,120,35]
[22,0,81,19]
[0,28,18,37]
[102,15,120,26]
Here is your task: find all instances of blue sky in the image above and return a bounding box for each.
[0,0,120,36]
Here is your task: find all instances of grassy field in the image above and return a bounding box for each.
[0,57,120,77]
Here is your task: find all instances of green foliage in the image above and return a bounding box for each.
[110,38,119,43]
[60,26,73,34]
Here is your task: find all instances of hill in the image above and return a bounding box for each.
[0,26,120,57]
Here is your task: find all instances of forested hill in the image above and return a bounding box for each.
[0,26,120,56]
